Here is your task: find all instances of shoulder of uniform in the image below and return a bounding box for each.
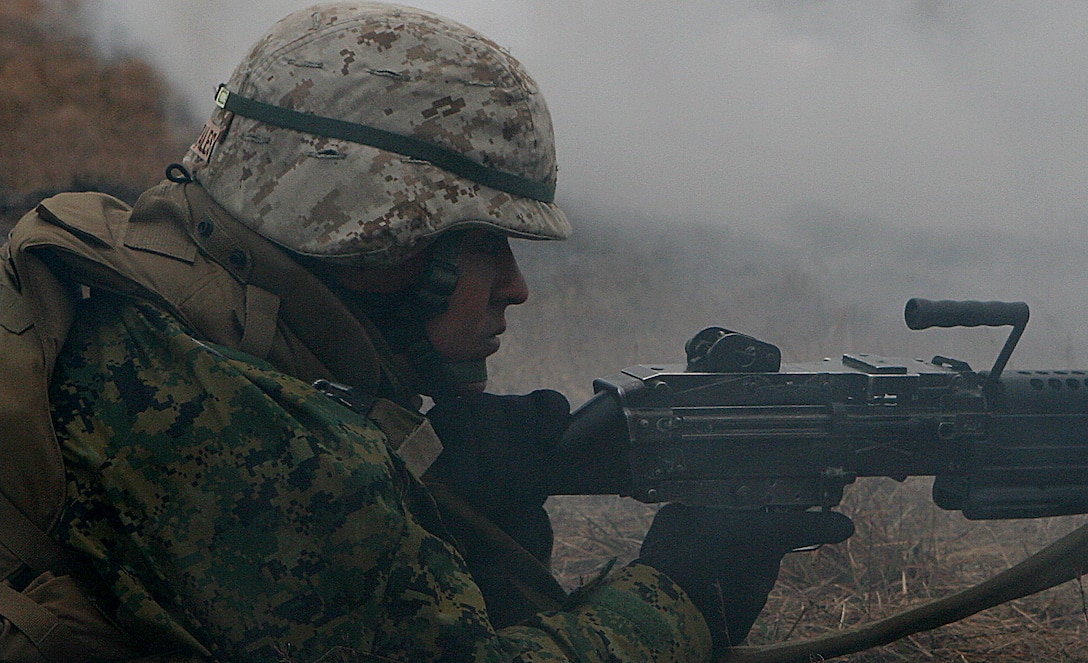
[27,191,132,249]
[13,184,198,267]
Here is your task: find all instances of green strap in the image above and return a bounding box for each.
[216,85,556,203]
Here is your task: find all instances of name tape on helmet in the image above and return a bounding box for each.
[190,117,226,162]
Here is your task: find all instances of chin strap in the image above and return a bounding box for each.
[402,336,488,397]
[398,234,488,396]
[335,232,488,397]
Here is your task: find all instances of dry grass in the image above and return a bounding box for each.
[754,479,1088,660]
[542,483,1088,661]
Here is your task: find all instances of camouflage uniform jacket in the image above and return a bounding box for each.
[5,181,712,661]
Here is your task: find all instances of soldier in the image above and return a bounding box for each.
[1,2,850,661]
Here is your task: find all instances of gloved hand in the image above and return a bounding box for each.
[639,504,854,650]
[423,389,571,561]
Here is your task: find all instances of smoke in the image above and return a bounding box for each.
[83,1,1088,239]
[80,2,1088,365]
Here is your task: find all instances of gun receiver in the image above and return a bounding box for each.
[556,299,1088,519]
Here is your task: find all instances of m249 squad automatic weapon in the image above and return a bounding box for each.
[555,298,1088,521]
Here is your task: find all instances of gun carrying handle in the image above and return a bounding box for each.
[904,298,1029,331]
[904,298,1029,382]
[549,390,631,496]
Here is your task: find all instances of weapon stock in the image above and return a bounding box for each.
[555,298,1088,520]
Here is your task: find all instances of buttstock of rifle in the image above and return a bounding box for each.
[549,390,632,496]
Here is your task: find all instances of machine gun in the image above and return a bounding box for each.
[554,298,1088,520]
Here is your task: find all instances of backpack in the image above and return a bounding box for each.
[0,190,212,661]
[0,184,440,660]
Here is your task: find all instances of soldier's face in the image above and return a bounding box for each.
[426,230,529,366]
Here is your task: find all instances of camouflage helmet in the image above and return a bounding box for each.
[182,2,570,266]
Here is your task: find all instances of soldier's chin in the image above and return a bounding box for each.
[434,337,500,364]
[456,381,488,394]
[462,338,500,363]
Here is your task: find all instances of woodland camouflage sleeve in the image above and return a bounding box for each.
[48,296,711,663]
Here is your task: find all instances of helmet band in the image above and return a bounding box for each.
[216,85,556,204]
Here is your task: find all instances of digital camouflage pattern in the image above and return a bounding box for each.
[49,293,711,662]
[182,2,571,267]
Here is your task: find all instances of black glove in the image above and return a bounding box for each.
[424,389,571,561]
[639,505,854,650]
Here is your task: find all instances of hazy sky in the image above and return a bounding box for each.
[82,1,1088,241]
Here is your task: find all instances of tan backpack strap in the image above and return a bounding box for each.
[0,490,68,574]
[0,581,60,658]
[366,398,443,478]
[238,284,281,359]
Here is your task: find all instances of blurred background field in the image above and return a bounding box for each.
[3,2,1087,659]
